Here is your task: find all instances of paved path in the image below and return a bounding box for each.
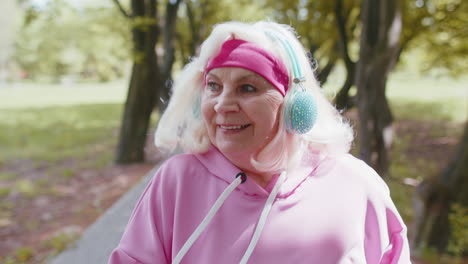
[49,164,160,264]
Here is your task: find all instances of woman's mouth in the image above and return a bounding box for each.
[218,124,251,133]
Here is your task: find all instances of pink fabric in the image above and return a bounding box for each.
[109,146,411,263]
[204,39,289,96]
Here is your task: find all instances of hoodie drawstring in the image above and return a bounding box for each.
[172,171,286,264]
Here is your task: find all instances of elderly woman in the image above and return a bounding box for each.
[109,21,411,264]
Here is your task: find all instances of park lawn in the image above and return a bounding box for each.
[0,74,466,263]
[0,103,122,163]
[0,80,128,109]
[0,81,161,263]
[0,103,127,264]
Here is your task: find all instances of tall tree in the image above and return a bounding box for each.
[14,1,131,81]
[114,0,160,163]
[409,1,468,255]
[176,0,266,64]
[0,0,21,81]
[412,119,468,254]
[158,0,183,111]
[266,0,342,86]
[355,0,402,178]
[333,0,359,110]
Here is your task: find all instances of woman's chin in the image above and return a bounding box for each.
[216,144,256,161]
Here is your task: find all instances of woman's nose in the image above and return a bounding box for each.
[214,91,239,113]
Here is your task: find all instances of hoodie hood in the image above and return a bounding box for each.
[195,145,322,199]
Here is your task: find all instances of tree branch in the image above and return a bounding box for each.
[112,0,132,18]
[334,0,353,68]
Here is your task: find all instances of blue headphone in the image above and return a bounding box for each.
[196,31,318,134]
[266,30,318,134]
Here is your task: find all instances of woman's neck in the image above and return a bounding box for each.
[224,153,273,188]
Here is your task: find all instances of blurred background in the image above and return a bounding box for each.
[0,0,466,263]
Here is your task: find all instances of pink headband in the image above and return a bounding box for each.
[204,39,289,96]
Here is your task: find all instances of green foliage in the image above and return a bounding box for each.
[13,0,131,82]
[175,0,268,63]
[0,253,30,264]
[400,0,467,76]
[0,172,17,181]
[263,0,466,78]
[263,0,359,66]
[15,179,39,198]
[42,232,78,256]
[0,187,11,198]
[15,247,33,262]
[131,16,157,31]
[448,203,468,257]
[60,168,75,179]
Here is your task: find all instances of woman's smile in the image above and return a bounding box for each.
[201,67,283,157]
[218,123,252,133]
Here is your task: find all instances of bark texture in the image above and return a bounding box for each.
[355,0,402,178]
[158,0,182,111]
[115,0,160,163]
[334,0,357,111]
[412,120,468,254]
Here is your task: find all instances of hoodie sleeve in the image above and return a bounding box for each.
[363,166,411,264]
[108,164,172,264]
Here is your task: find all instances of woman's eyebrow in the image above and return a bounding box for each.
[236,73,263,82]
[206,72,219,79]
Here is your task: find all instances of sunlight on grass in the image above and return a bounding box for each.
[0,80,128,109]
[0,103,123,163]
[324,68,467,122]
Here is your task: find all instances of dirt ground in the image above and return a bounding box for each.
[0,117,464,263]
[0,141,163,263]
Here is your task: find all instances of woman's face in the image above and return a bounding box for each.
[202,67,284,158]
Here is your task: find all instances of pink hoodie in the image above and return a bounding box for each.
[109,146,411,263]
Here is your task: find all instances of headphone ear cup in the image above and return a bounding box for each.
[284,90,318,134]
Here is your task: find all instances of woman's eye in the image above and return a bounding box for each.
[206,81,220,92]
[240,84,257,93]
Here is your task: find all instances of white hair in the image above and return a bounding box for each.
[155,21,353,171]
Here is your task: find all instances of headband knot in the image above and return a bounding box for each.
[204,39,289,96]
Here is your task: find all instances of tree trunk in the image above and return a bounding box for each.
[316,59,335,85]
[185,0,208,59]
[334,64,355,111]
[355,0,401,178]
[334,0,357,111]
[412,120,468,254]
[309,43,336,86]
[185,1,198,59]
[115,0,159,163]
[158,0,182,111]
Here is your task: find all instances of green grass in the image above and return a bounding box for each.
[324,69,468,122]
[0,82,129,263]
[0,103,123,163]
[0,80,128,109]
[0,80,128,164]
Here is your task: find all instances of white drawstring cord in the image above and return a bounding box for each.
[239,171,286,264]
[172,173,245,264]
[172,171,286,264]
